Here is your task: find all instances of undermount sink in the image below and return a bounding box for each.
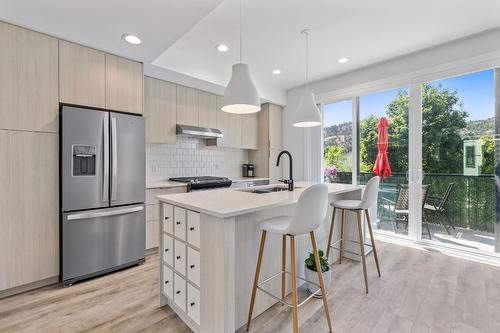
[237,186,301,194]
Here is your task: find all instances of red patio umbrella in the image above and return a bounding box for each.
[373,116,392,178]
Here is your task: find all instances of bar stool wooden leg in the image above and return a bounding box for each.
[310,231,333,333]
[281,235,287,302]
[326,207,336,259]
[290,235,299,333]
[246,230,267,332]
[356,211,369,294]
[365,209,381,277]
[339,209,345,264]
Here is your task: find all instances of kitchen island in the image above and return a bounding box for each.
[157,182,364,333]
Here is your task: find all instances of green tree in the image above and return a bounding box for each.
[480,135,495,174]
[359,84,468,174]
[421,83,468,173]
[324,145,349,171]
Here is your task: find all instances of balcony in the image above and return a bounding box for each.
[331,172,497,253]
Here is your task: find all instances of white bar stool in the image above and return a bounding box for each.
[326,176,381,294]
[246,184,333,333]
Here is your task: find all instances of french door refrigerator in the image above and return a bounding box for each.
[61,105,145,285]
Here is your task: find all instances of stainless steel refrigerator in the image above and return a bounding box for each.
[61,105,145,285]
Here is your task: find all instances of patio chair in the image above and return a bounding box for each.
[380,184,432,239]
[424,182,455,235]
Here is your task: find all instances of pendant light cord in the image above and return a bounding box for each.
[239,0,242,64]
[302,29,310,90]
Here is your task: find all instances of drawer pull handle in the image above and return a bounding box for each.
[165,248,169,252]
[190,302,195,307]
[176,290,181,294]
[189,227,195,231]
[176,221,181,225]
[164,216,169,220]
[165,280,169,284]
[190,265,195,269]
[177,256,181,260]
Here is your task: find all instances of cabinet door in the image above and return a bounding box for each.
[174,273,187,312]
[0,22,58,132]
[187,284,201,325]
[144,77,177,144]
[241,113,259,149]
[198,91,217,128]
[163,265,174,299]
[59,40,106,109]
[215,95,242,148]
[177,85,198,126]
[174,207,187,241]
[105,54,143,114]
[186,211,200,248]
[0,130,58,291]
[269,104,283,149]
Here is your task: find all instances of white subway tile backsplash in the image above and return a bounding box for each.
[146,137,248,183]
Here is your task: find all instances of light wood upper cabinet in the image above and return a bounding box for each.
[240,113,259,150]
[215,95,242,148]
[177,85,198,126]
[0,22,58,133]
[105,54,143,114]
[198,91,217,128]
[248,103,284,179]
[0,130,59,291]
[59,40,106,109]
[144,77,177,144]
[268,104,283,149]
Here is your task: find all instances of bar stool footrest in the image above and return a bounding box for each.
[256,270,323,308]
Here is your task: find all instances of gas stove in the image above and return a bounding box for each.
[169,176,232,191]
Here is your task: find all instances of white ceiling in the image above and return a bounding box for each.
[0,0,223,63]
[1,0,500,105]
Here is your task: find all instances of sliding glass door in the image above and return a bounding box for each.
[420,69,499,253]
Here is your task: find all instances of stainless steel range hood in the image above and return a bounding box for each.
[176,124,223,139]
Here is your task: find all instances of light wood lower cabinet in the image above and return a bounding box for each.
[0,22,59,133]
[145,187,186,249]
[160,204,201,331]
[0,130,58,291]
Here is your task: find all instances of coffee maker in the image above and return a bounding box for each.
[242,164,255,177]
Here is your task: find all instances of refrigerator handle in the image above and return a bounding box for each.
[103,116,109,202]
[111,117,118,201]
[67,205,144,220]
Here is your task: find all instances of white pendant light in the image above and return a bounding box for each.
[222,0,260,114]
[293,29,321,127]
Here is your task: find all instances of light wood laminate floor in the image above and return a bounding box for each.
[1,242,500,333]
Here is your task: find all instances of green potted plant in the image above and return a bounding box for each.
[304,249,331,297]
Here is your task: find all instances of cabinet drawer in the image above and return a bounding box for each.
[174,240,186,276]
[187,284,200,325]
[174,273,186,312]
[187,247,200,287]
[174,207,186,240]
[163,234,173,266]
[187,211,200,248]
[162,265,173,299]
[162,203,173,234]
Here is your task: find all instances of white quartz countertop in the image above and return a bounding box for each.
[157,182,361,218]
[229,177,270,182]
[146,181,188,189]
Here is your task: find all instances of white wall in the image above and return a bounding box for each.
[146,137,248,184]
[283,27,500,181]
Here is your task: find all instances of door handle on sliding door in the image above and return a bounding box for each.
[103,116,109,202]
[111,117,118,201]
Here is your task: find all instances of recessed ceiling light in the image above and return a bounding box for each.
[121,33,141,45]
[338,57,349,64]
[272,69,281,75]
[216,44,229,52]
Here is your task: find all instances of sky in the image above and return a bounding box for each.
[323,69,494,127]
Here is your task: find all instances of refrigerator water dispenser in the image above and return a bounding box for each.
[72,145,96,176]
